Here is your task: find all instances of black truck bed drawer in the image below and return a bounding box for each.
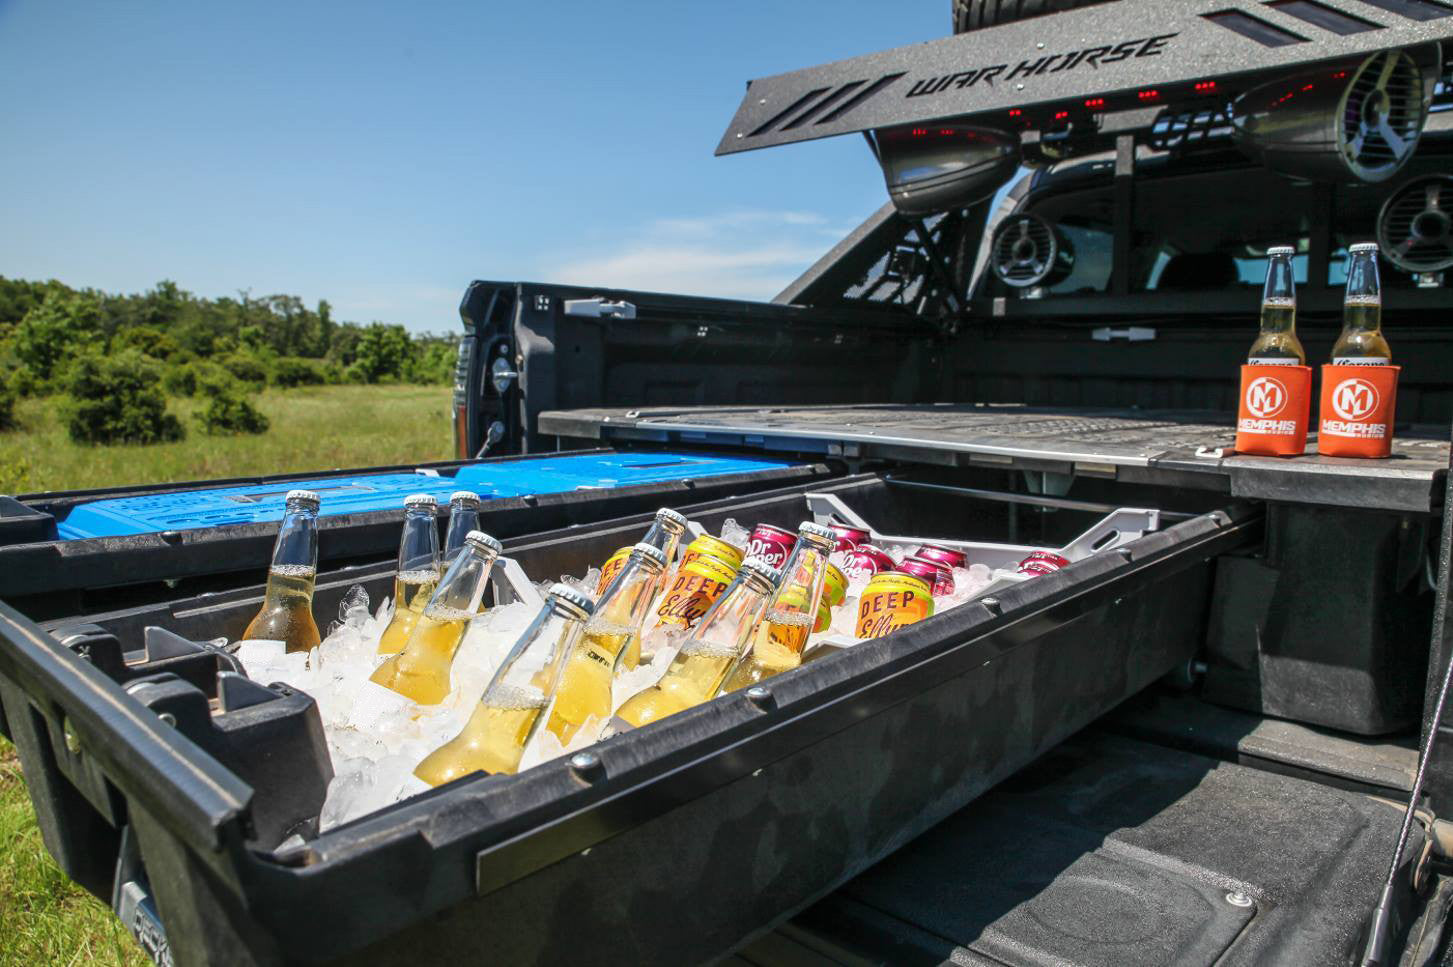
[0,473,1257,965]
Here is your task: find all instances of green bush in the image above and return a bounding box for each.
[0,378,16,432]
[271,356,326,388]
[217,352,268,387]
[63,351,185,445]
[194,374,269,436]
[11,291,102,388]
[342,363,368,385]
[161,363,198,397]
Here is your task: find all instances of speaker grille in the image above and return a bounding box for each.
[992,215,1058,288]
[1340,50,1425,180]
[1378,174,1453,272]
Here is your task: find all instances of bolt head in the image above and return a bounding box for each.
[746,686,772,704]
[569,751,600,772]
[1225,890,1253,907]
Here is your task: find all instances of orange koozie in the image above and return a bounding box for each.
[1235,364,1312,457]
[1318,364,1399,458]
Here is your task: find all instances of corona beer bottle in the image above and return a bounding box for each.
[442,490,482,563]
[414,583,594,785]
[241,490,323,653]
[719,521,836,693]
[377,495,444,655]
[1247,246,1305,365]
[1332,243,1391,364]
[544,542,666,743]
[612,558,780,731]
[369,530,503,705]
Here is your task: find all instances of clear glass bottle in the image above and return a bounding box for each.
[544,542,666,743]
[377,495,444,655]
[1332,242,1391,364]
[719,521,836,692]
[241,490,322,654]
[1247,245,1305,365]
[612,559,780,731]
[442,490,482,563]
[369,530,503,705]
[414,583,594,784]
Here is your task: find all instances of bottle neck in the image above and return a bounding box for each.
[695,576,772,647]
[432,545,499,613]
[486,601,587,700]
[398,509,441,573]
[594,560,663,627]
[271,508,318,571]
[770,537,833,616]
[641,519,686,567]
[444,508,481,556]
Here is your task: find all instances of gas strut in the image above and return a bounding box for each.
[1361,421,1453,967]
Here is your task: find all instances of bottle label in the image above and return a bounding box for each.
[1247,357,1301,366]
[1330,357,1388,366]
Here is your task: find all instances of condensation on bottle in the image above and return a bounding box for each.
[369,530,503,705]
[414,583,594,785]
[241,490,323,654]
[377,495,444,656]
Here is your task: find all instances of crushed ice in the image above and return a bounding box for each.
[236,533,1021,835]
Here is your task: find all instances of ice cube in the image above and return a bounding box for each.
[611,647,675,714]
[236,639,286,674]
[347,682,415,732]
[719,517,750,550]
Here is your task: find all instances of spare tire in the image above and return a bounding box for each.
[953,0,1118,33]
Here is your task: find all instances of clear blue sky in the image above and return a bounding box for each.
[0,1,944,332]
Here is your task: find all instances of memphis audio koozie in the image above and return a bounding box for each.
[1235,364,1312,457]
[1318,364,1399,458]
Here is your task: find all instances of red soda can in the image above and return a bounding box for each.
[916,543,969,570]
[828,523,871,553]
[1016,550,1070,577]
[841,543,896,581]
[900,556,955,596]
[745,523,797,569]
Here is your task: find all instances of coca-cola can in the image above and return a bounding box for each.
[745,523,797,569]
[916,543,969,570]
[840,543,896,581]
[1016,550,1071,577]
[828,523,871,553]
[900,556,955,596]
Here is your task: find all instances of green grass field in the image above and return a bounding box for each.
[0,384,453,964]
[0,384,454,494]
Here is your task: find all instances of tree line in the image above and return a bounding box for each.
[0,276,460,442]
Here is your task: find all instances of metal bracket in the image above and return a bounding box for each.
[563,298,637,320]
[1092,326,1156,342]
[491,556,545,611]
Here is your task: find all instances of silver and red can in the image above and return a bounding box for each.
[1016,550,1071,577]
[840,543,896,581]
[900,556,955,596]
[745,523,797,569]
[828,523,871,553]
[916,543,969,570]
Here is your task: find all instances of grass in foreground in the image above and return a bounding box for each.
[0,384,454,495]
[0,740,146,966]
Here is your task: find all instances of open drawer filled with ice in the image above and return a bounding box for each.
[0,472,1259,966]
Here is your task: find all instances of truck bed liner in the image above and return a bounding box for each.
[541,403,1450,512]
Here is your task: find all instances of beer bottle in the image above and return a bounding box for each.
[612,559,780,732]
[719,521,836,693]
[1247,245,1305,365]
[369,530,503,705]
[594,508,688,596]
[1332,243,1391,364]
[241,490,323,654]
[442,490,482,563]
[377,495,444,655]
[544,542,666,743]
[413,583,594,785]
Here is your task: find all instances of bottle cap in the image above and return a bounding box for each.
[449,490,481,508]
[739,557,783,587]
[547,583,596,616]
[404,493,438,510]
[1349,242,1380,254]
[797,521,836,544]
[655,507,689,530]
[630,542,668,569]
[1267,245,1295,257]
[464,531,504,555]
[285,489,321,509]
